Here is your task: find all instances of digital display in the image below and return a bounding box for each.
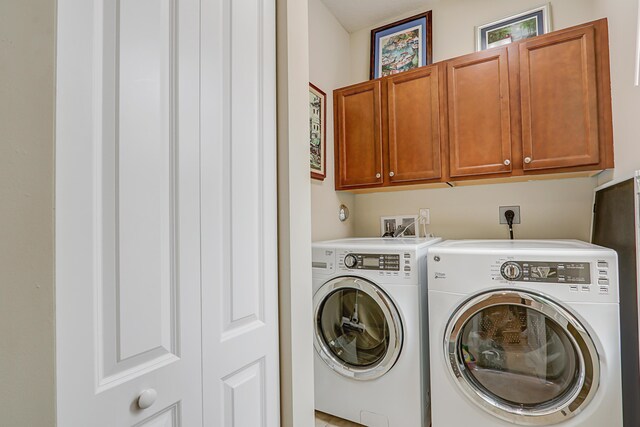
[346,253,400,271]
[520,261,591,284]
[362,257,380,267]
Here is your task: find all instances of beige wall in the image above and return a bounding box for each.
[347,0,603,240]
[354,178,596,240]
[309,0,356,241]
[349,0,597,82]
[593,0,640,184]
[0,0,56,425]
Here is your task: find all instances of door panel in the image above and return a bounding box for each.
[387,66,442,183]
[446,48,512,177]
[335,81,384,188]
[520,25,600,170]
[135,404,180,427]
[102,0,178,378]
[56,0,202,425]
[201,0,280,425]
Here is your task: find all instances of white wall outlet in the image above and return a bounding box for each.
[499,206,521,224]
[419,208,430,225]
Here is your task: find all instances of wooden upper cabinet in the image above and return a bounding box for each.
[446,47,513,178]
[519,24,600,171]
[334,80,384,189]
[332,19,613,192]
[387,66,442,183]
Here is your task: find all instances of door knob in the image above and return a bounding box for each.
[389,171,395,177]
[375,173,381,178]
[137,389,157,410]
[524,157,532,164]
[503,159,511,166]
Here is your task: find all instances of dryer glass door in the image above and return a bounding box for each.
[314,276,403,380]
[445,290,599,425]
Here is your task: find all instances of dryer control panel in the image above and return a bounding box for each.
[344,253,400,271]
[500,261,591,284]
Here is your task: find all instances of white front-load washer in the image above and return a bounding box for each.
[312,237,442,427]
[427,240,623,427]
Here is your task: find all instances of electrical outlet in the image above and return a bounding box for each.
[499,206,521,224]
[419,208,430,225]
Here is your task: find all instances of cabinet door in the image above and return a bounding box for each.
[387,66,442,183]
[447,48,512,178]
[334,81,384,188]
[519,25,600,171]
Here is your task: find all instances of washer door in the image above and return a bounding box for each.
[314,276,403,380]
[445,290,600,425]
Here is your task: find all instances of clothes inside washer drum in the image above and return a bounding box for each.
[319,287,390,367]
[459,304,580,406]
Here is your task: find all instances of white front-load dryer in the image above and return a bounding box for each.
[312,237,442,427]
[427,240,623,427]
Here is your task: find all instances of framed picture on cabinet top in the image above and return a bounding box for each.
[309,83,326,180]
[476,4,551,51]
[370,11,433,80]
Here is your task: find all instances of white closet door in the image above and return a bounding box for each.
[55,0,202,425]
[200,0,280,425]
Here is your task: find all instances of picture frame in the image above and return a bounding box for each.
[309,83,326,180]
[370,11,433,80]
[476,4,551,51]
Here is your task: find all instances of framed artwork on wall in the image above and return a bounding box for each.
[309,83,326,180]
[370,11,433,80]
[476,4,551,51]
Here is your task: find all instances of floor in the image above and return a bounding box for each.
[315,411,363,427]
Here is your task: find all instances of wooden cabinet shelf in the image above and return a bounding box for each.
[333,18,613,192]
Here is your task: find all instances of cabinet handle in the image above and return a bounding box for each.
[375,173,381,179]
[503,159,511,166]
[389,172,395,177]
[524,157,532,164]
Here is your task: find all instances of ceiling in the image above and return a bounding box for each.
[320,0,439,33]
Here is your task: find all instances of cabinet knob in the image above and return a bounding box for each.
[524,157,532,164]
[375,173,381,179]
[137,389,157,410]
[389,172,395,177]
[503,159,511,166]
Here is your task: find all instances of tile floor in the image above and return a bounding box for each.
[315,411,363,427]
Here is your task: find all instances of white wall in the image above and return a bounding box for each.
[0,0,55,425]
[346,0,603,240]
[309,0,356,241]
[593,0,640,184]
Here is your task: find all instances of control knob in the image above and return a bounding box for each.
[501,262,522,281]
[344,254,358,269]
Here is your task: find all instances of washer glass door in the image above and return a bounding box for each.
[445,290,599,425]
[314,276,403,380]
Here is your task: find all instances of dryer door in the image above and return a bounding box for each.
[313,276,403,380]
[444,290,600,425]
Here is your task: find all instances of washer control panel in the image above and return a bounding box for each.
[500,261,591,284]
[343,253,400,271]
